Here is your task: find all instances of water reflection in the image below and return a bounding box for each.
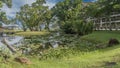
[0,36,24,47]
[24,32,61,49]
[0,32,61,51]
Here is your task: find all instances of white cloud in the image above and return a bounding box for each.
[44,2,55,9]
[1,0,36,18]
[1,0,56,18]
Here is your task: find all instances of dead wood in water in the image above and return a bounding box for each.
[1,38,17,53]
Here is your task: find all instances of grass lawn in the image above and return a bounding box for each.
[1,45,120,68]
[15,31,50,36]
[81,31,120,44]
[1,31,120,68]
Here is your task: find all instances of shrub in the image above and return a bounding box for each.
[39,47,76,60]
[108,38,119,47]
[62,20,94,35]
[62,21,76,34]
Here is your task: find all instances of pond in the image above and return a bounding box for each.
[24,32,61,48]
[0,32,61,50]
[0,36,24,48]
[0,32,97,56]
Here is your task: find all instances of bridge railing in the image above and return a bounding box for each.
[91,14,120,30]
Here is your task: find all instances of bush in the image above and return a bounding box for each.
[62,21,76,34]
[108,38,119,47]
[61,20,94,35]
[74,20,94,35]
[39,47,77,60]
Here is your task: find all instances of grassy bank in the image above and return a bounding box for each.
[81,31,120,44]
[0,31,120,68]
[1,45,120,68]
[15,31,50,36]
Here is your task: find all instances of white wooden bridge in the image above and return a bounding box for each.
[92,14,120,30]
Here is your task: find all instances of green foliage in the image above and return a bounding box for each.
[0,0,11,24]
[0,0,12,8]
[92,0,120,17]
[1,0,12,8]
[0,1,2,8]
[85,3,100,18]
[44,10,53,31]
[113,4,120,9]
[0,12,8,23]
[17,0,53,31]
[1,31,120,68]
[39,48,76,60]
[73,20,93,35]
[52,0,94,35]
[22,32,101,60]
[61,20,93,35]
[53,0,82,21]
[0,23,2,27]
[1,45,120,68]
[62,21,75,34]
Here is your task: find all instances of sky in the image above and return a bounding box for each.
[1,0,95,18]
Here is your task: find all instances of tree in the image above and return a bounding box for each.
[89,0,120,31]
[16,4,30,31]
[0,0,12,24]
[44,10,52,31]
[16,13,27,31]
[0,1,2,8]
[52,0,93,35]
[0,0,12,8]
[0,12,8,23]
[53,0,82,23]
[97,0,120,15]
[17,0,49,31]
[52,0,82,31]
[31,0,48,31]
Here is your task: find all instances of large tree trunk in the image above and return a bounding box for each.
[2,38,17,53]
[37,23,41,31]
[29,27,34,31]
[23,28,27,32]
[37,25,40,31]
[22,27,27,31]
[45,22,50,31]
[35,26,39,31]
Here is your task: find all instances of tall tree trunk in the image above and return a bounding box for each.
[39,27,41,31]
[45,22,50,31]
[29,27,34,31]
[23,28,27,32]
[37,23,41,31]
[35,26,39,31]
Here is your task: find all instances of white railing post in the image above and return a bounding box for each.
[100,18,103,30]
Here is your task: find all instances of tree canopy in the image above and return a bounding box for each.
[1,0,120,34]
[0,0,12,8]
[17,0,52,31]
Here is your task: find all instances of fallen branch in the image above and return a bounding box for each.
[2,38,17,53]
